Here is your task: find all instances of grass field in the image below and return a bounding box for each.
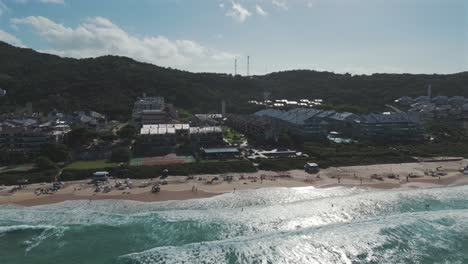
[0,164,35,174]
[65,160,118,170]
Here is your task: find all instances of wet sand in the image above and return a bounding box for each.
[7,190,217,207]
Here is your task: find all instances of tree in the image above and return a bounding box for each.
[99,131,118,142]
[40,143,70,162]
[64,127,96,148]
[110,147,132,163]
[117,125,137,140]
[35,156,57,171]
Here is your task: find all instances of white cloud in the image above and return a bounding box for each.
[226,2,251,23]
[0,30,25,47]
[256,4,268,16]
[10,16,238,71]
[211,51,237,61]
[272,0,288,10]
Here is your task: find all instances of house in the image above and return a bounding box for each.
[431,96,449,106]
[449,96,465,106]
[74,111,106,128]
[395,96,413,106]
[415,96,430,103]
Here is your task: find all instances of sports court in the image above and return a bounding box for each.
[130,154,195,166]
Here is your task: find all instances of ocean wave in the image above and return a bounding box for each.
[0,224,59,234]
[1,185,467,263]
[120,210,468,264]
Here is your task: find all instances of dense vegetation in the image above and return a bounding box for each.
[1,41,467,119]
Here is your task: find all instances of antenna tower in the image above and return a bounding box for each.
[234,59,237,76]
[247,56,250,76]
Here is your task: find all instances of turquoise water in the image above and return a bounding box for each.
[1,185,467,264]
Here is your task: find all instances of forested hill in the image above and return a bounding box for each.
[0,41,467,120]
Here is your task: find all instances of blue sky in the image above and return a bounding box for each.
[0,0,466,75]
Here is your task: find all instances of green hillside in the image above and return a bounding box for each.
[0,41,467,119]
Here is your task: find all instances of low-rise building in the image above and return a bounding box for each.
[254,108,327,141]
[136,124,183,156]
[190,126,224,148]
[225,114,276,141]
[0,120,51,153]
[357,113,424,143]
[201,147,240,160]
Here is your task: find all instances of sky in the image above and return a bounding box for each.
[0,0,466,75]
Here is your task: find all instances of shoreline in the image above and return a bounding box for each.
[1,160,468,207]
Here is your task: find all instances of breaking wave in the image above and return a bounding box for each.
[1,185,467,264]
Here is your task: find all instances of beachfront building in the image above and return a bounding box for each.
[0,119,51,153]
[136,124,226,156]
[136,124,188,156]
[254,108,330,141]
[136,126,176,156]
[225,114,276,141]
[357,113,424,143]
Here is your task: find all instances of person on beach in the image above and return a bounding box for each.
[360,177,363,185]
[338,176,341,184]
[233,188,236,193]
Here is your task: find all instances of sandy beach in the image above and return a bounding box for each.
[1,160,468,207]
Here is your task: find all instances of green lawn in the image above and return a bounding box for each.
[65,160,118,170]
[223,127,247,145]
[0,164,35,174]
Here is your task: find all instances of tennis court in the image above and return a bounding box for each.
[130,154,195,166]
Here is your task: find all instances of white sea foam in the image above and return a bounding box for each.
[1,185,467,263]
[0,224,58,234]
[121,210,468,264]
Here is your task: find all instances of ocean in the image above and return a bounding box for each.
[1,185,467,264]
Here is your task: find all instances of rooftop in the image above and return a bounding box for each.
[202,148,239,154]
